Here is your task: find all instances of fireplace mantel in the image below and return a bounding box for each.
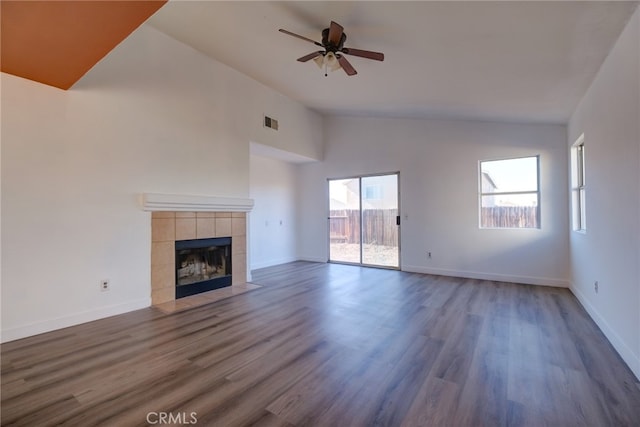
[141,193,254,212]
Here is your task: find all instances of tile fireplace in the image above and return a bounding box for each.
[150,211,247,305]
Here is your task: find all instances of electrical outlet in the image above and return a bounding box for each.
[100,279,110,292]
[594,281,599,294]
[428,252,432,259]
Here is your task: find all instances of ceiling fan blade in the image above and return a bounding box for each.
[297,51,324,62]
[342,47,384,61]
[328,21,344,46]
[279,29,322,47]
[337,54,357,76]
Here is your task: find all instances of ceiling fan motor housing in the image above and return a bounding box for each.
[321,28,346,52]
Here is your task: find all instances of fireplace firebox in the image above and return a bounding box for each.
[175,237,232,299]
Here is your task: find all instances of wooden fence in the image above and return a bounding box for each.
[329,209,398,246]
[481,206,538,228]
[330,207,537,242]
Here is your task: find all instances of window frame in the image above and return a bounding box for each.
[571,134,586,232]
[478,155,541,229]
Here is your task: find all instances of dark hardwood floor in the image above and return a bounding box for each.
[2,262,639,426]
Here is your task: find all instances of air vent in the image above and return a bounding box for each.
[264,115,279,131]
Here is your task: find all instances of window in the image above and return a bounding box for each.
[479,156,540,228]
[363,184,382,200]
[571,134,586,231]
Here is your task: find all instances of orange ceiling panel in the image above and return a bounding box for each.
[1,0,167,90]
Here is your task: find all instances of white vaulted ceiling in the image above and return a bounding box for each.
[148,1,638,124]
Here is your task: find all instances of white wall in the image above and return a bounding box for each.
[1,24,322,341]
[567,7,640,378]
[297,116,569,286]
[249,154,298,270]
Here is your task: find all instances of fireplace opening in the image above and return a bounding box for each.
[175,237,232,299]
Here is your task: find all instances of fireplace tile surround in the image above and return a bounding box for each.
[151,211,247,305]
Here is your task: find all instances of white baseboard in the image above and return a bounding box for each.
[296,256,327,264]
[0,298,151,343]
[569,283,640,380]
[401,264,569,288]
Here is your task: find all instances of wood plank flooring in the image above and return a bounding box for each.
[2,262,640,426]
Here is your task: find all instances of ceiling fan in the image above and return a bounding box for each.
[279,21,384,76]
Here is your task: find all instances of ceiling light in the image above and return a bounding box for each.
[313,52,342,76]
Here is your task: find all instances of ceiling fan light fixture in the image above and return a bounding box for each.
[326,52,342,71]
[312,53,325,69]
[313,51,342,73]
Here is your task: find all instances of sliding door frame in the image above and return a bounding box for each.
[327,171,401,270]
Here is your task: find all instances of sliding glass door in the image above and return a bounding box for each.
[328,173,399,268]
[328,178,361,264]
